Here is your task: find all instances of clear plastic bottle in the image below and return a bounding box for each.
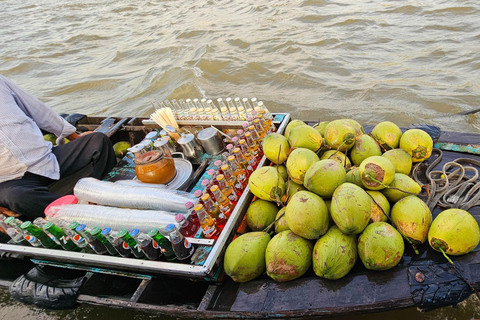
[165,224,195,261]
[185,201,201,232]
[164,100,177,119]
[207,99,221,121]
[234,97,246,120]
[194,98,206,120]
[239,138,258,169]
[100,227,130,257]
[171,99,184,120]
[243,98,254,116]
[202,99,214,121]
[233,147,253,177]
[245,131,263,161]
[194,204,220,240]
[227,155,248,189]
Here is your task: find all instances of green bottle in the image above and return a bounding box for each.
[147,228,177,262]
[91,227,119,256]
[117,229,146,259]
[43,222,81,251]
[20,221,59,249]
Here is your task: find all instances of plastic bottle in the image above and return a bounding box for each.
[201,193,227,230]
[215,174,238,207]
[90,227,121,256]
[234,97,246,120]
[226,98,239,121]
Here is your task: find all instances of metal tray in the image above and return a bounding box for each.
[0,113,291,279]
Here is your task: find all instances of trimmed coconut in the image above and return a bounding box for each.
[312,225,357,280]
[304,159,346,198]
[246,199,279,231]
[284,120,307,139]
[331,183,372,234]
[324,119,357,151]
[285,191,329,239]
[275,207,289,233]
[358,222,404,271]
[286,148,320,184]
[391,195,431,244]
[224,232,271,282]
[320,150,351,169]
[266,230,314,282]
[428,208,480,256]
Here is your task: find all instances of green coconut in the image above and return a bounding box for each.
[324,119,358,151]
[113,141,132,158]
[263,133,291,165]
[358,222,405,271]
[313,121,329,136]
[345,167,363,187]
[249,166,286,201]
[266,230,314,282]
[304,159,346,198]
[428,208,480,256]
[285,180,307,203]
[286,148,320,184]
[391,195,431,244]
[275,207,289,233]
[350,134,382,166]
[381,173,422,203]
[382,148,413,175]
[224,231,271,282]
[370,121,403,150]
[366,190,391,223]
[276,165,288,182]
[358,156,396,190]
[343,119,365,138]
[288,125,323,152]
[331,183,372,234]
[285,191,329,239]
[43,133,57,145]
[320,150,351,169]
[399,129,433,163]
[284,120,307,139]
[246,199,279,232]
[312,225,357,280]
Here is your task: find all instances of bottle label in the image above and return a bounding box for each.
[219,205,230,215]
[122,242,131,250]
[73,234,84,243]
[203,225,215,235]
[152,240,160,250]
[184,239,192,249]
[228,193,238,202]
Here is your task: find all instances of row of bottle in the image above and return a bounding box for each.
[154,96,275,126]
[0,215,196,262]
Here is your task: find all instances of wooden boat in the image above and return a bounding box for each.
[0,113,479,318]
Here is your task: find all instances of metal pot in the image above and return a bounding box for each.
[177,133,204,162]
[197,127,225,155]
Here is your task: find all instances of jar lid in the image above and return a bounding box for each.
[135,150,164,165]
[197,127,219,141]
[153,139,169,148]
[177,133,195,145]
[128,144,144,153]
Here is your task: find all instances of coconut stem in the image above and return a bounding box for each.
[439,247,480,301]
[274,145,285,206]
[365,173,417,195]
[263,210,285,234]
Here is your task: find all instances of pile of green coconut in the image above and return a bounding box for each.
[224,119,480,283]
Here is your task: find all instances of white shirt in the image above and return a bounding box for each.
[0,75,76,183]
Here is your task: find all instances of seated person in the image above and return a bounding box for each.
[0,75,117,228]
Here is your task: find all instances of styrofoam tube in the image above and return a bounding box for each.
[47,204,178,233]
[74,178,195,213]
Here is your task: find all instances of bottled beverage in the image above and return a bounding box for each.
[175,213,199,237]
[226,98,239,121]
[216,174,238,207]
[194,204,220,240]
[193,189,205,206]
[237,129,245,141]
[1,217,29,245]
[63,221,96,254]
[185,98,199,120]
[239,139,258,169]
[117,229,146,259]
[33,217,67,247]
[91,227,122,256]
[75,224,109,255]
[234,97,246,120]
[202,98,214,120]
[164,100,177,118]
[207,169,219,187]
[129,229,160,260]
[253,118,266,140]
[220,164,244,196]
[171,99,185,120]
[164,224,195,261]
[233,147,253,176]
[227,155,248,189]
[148,228,177,261]
[214,160,224,174]
[43,221,81,251]
[248,125,262,152]
[210,185,234,218]
[200,193,227,230]
[185,201,201,231]
[207,99,221,121]
[101,227,132,258]
[243,98,254,116]
[194,98,205,120]
[257,113,269,134]
[226,143,234,155]
[201,178,215,200]
[245,131,263,161]
[19,221,59,249]
[217,98,230,121]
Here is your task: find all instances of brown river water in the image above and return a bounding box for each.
[1,0,479,319]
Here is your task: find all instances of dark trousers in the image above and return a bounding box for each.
[0,132,116,219]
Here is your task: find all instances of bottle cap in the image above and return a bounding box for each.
[214,160,222,167]
[117,229,128,238]
[194,204,204,212]
[43,221,54,229]
[242,122,249,129]
[233,147,241,154]
[211,185,219,192]
[216,174,225,181]
[164,224,176,233]
[175,214,185,222]
[129,228,140,237]
[147,228,159,237]
[207,169,215,176]
[237,129,244,135]
[201,179,210,187]
[227,155,235,162]
[4,217,15,224]
[100,227,111,236]
[193,190,203,198]
[185,201,194,209]
[68,222,79,230]
[232,136,239,143]
[221,164,229,171]
[201,193,210,201]
[245,132,251,138]
[20,221,31,229]
[76,224,86,232]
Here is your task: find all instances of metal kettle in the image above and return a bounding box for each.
[177,133,204,163]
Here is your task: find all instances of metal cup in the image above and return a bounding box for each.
[197,127,226,155]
